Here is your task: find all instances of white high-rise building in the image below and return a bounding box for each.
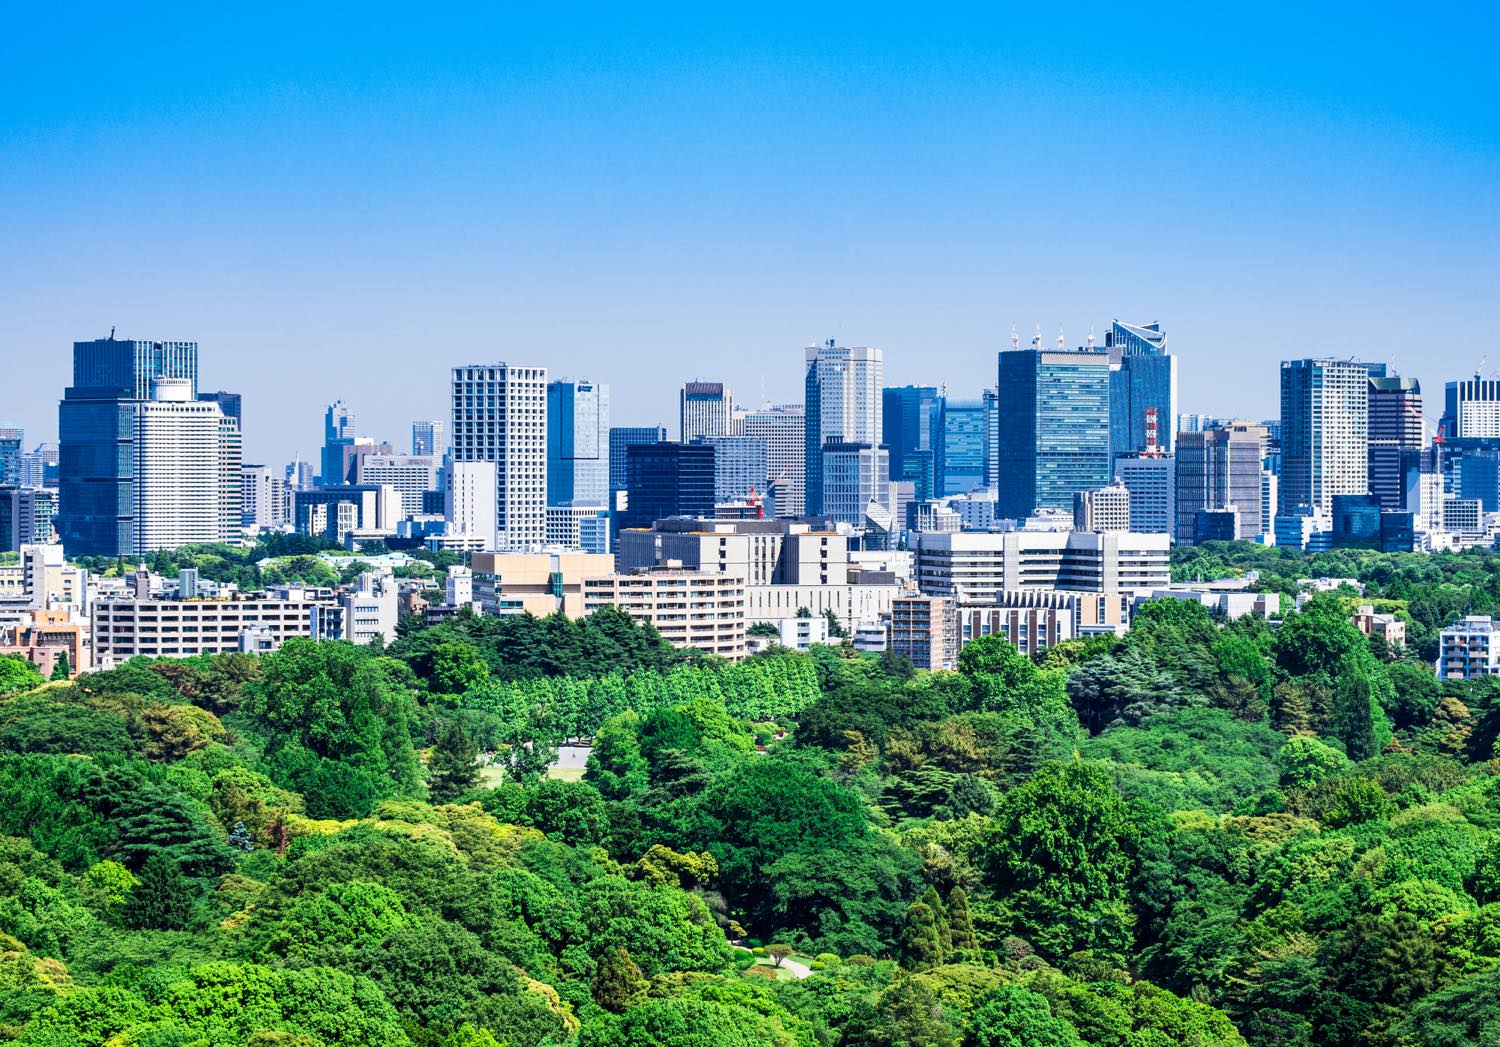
[451,364,548,550]
[241,464,290,530]
[445,460,499,548]
[1073,482,1131,532]
[805,341,884,515]
[1279,359,1369,515]
[412,419,446,457]
[744,404,806,516]
[355,454,440,517]
[131,378,238,554]
[680,382,734,443]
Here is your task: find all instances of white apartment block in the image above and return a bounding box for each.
[584,566,747,660]
[1438,616,1500,679]
[355,454,440,517]
[93,588,333,662]
[451,363,548,550]
[744,405,806,516]
[1073,482,1131,532]
[132,379,238,554]
[913,530,1172,605]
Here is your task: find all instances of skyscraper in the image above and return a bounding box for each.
[1175,425,1266,543]
[680,382,734,443]
[58,335,202,557]
[547,379,610,507]
[131,378,239,553]
[744,405,806,516]
[1280,359,1369,515]
[321,401,357,485]
[939,398,986,495]
[198,390,242,427]
[994,344,1111,519]
[451,363,549,550]
[411,419,446,458]
[608,426,668,506]
[882,386,940,501]
[694,435,769,507]
[1441,375,1500,439]
[982,388,1000,488]
[1107,320,1178,460]
[804,341,883,516]
[619,442,716,533]
[0,427,22,486]
[1116,455,1176,535]
[1368,375,1423,509]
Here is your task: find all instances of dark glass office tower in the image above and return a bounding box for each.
[1107,320,1178,461]
[938,399,986,495]
[881,386,940,500]
[994,346,1112,519]
[57,336,199,557]
[619,442,715,533]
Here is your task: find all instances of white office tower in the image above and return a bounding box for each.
[744,404,806,516]
[1073,482,1131,532]
[1260,471,1278,542]
[241,464,290,530]
[355,454,440,517]
[451,364,548,550]
[821,443,892,530]
[680,382,735,443]
[131,378,238,554]
[1115,456,1175,535]
[445,460,499,548]
[805,341,883,516]
[412,419,446,457]
[1279,359,1368,515]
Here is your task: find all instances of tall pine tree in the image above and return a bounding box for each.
[427,718,481,802]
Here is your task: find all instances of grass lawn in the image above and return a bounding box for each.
[477,763,585,787]
[745,953,818,980]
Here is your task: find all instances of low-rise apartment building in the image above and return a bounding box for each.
[583,564,746,660]
[92,587,333,663]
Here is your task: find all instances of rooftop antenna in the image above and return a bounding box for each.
[1010,324,1020,350]
[1056,325,1065,350]
[109,325,116,339]
[1087,325,1096,349]
[1032,322,1042,349]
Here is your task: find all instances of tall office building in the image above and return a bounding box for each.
[680,382,734,443]
[1441,375,1500,440]
[445,460,499,547]
[547,379,610,507]
[18,443,57,489]
[321,401,357,485]
[0,427,22,486]
[983,388,1000,488]
[242,464,289,530]
[744,405,806,516]
[882,386,940,502]
[821,443,893,530]
[994,344,1112,519]
[1175,425,1266,543]
[939,398,987,495]
[451,363,549,551]
[619,442,716,533]
[1368,375,1423,509]
[1073,482,1131,532]
[355,455,441,517]
[198,391,242,428]
[1280,359,1369,515]
[804,341,883,515]
[412,420,446,458]
[694,435,769,507]
[1116,454,1176,535]
[131,378,239,553]
[608,425,668,506]
[1107,320,1178,460]
[58,335,201,557]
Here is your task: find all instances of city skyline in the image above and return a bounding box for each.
[4,11,1497,465]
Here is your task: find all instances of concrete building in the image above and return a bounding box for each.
[92,587,333,662]
[889,595,959,670]
[293,485,401,543]
[451,363,549,550]
[546,504,611,554]
[1175,425,1266,543]
[1442,375,1500,439]
[745,581,903,629]
[680,381,735,443]
[323,572,398,646]
[1073,482,1131,532]
[744,405,806,517]
[1368,376,1423,510]
[820,442,892,529]
[470,551,615,617]
[995,341,1112,519]
[1280,359,1369,515]
[959,590,1130,654]
[1351,604,1406,647]
[617,517,849,585]
[805,341,883,516]
[130,378,240,553]
[445,460,499,548]
[355,455,441,517]
[411,419,446,458]
[1438,616,1500,679]
[913,530,1171,604]
[241,464,290,530]
[0,609,89,679]
[774,615,830,650]
[583,565,747,660]
[1115,455,1175,535]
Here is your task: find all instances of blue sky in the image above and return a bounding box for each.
[2,5,1497,463]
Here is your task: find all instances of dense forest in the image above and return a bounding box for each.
[4,544,1500,1044]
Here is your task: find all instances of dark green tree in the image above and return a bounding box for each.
[122,853,194,930]
[48,651,71,681]
[427,717,481,802]
[591,946,647,1013]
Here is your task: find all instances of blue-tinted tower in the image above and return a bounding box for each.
[995,346,1112,519]
[1107,320,1178,460]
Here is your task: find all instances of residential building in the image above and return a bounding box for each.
[1073,482,1131,532]
[913,530,1171,603]
[939,398,987,496]
[92,587,333,662]
[1116,455,1175,535]
[1107,320,1179,458]
[680,381,735,442]
[745,582,903,629]
[451,363,549,550]
[547,379,610,508]
[0,609,89,678]
[470,551,614,617]
[1351,604,1406,647]
[744,405,806,517]
[322,572,398,646]
[411,419,446,457]
[1175,425,1266,543]
[889,595,959,670]
[583,565,747,660]
[883,386,941,501]
[1280,359,1369,515]
[619,442,716,533]
[1438,616,1500,679]
[355,454,441,517]
[994,344,1111,519]
[805,341,883,515]
[1368,376,1423,509]
[445,461,498,548]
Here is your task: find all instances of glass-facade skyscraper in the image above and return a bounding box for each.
[1279,359,1369,516]
[547,379,610,507]
[1107,320,1178,460]
[939,398,986,495]
[994,346,1112,519]
[805,341,883,516]
[882,386,940,502]
[608,425,668,504]
[0,427,22,486]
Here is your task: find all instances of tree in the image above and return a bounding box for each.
[825,608,848,639]
[48,651,71,682]
[947,886,977,954]
[876,973,959,1047]
[766,943,794,968]
[592,946,647,1012]
[1331,672,1381,761]
[898,893,950,970]
[0,654,43,696]
[970,985,1084,1047]
[427,717,481,802]
[122,853,194,930]
[1324,777,1391,827]
[1276,735,1350,789]
[430,641,490,696]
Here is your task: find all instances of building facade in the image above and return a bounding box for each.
[1115,455,1175,535]
[1073,482,1131,532]
[889,595,959,670]
[1107,320,1178,459]
[913,530,1171,604]
[882,386,940,502]
[1175,425,1266,543]
[680,382,734,443]
[805,342,883,515]
[744,405,806,517]
[994,346,1111,519]
[547,379,610,507]
[1368,375,1423,510]
[619,442,716,534]
[583,566,747,660]
[1280,359,1369,515]
[451,363,549,550]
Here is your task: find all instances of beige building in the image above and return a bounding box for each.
[889,596,959,670]
[960,590,1130,655]
[583,565,746,660]
[1351,604,1406,647]
[471,551,615,617]
[0,608,90,678]
[93,589,332,663]
[913,530,1170,604]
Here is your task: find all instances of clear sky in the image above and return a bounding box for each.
[3,5,1497,464]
